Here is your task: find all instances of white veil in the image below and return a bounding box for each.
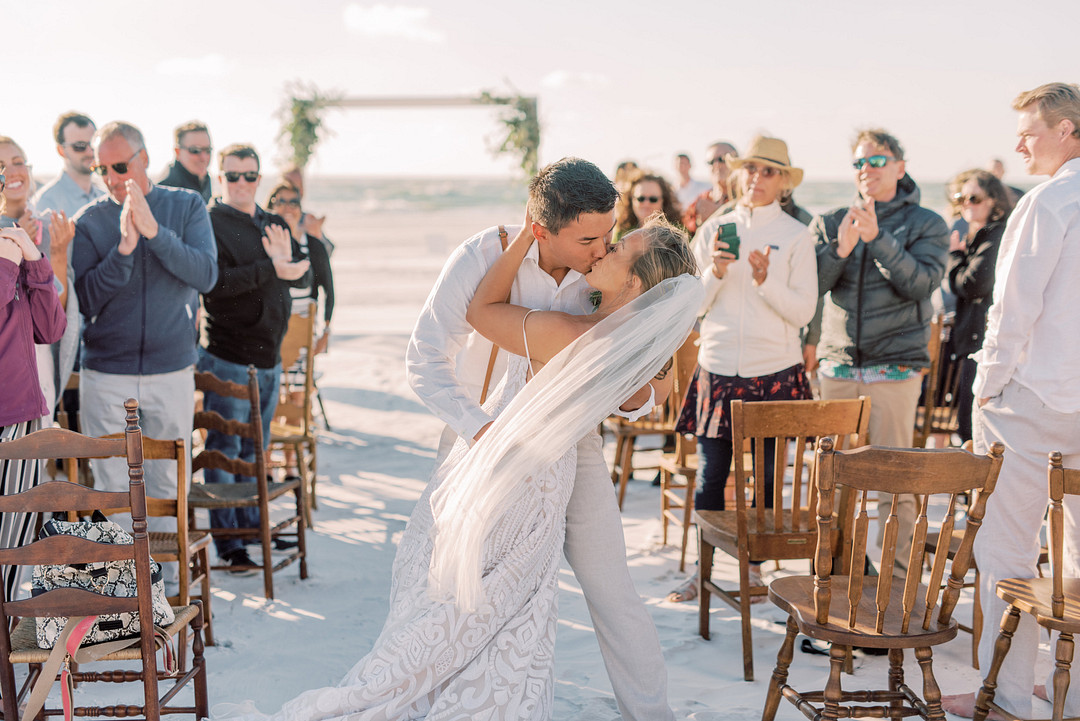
[428,274,705,611]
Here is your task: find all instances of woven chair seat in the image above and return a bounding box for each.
[188,479,299,509]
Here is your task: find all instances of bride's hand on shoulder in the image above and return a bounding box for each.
[514,206,535,246]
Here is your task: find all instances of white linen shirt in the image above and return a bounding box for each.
[407,224,652,443]
[691,201,818,378]
[973,157,1080,413]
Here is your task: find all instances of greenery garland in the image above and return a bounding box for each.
[277,82,341,170]
[479,91,540,177]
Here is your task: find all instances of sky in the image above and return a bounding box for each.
[6,1,1079,184]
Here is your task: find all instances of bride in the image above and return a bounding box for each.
[217,214,702,721]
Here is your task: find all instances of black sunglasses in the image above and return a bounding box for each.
[91,149,142,176]
[180,145,213,155]
[852,154,893,170]
[223,171,259,183]
[635,195,661,203]
[953,193,988,205]
[706,157,727,166]
[271,197,301,207]
[65,141,91,153]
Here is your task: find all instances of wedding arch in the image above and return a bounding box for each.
[278,82,540,177]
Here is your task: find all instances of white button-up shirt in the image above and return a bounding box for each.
[406,225,595,441]
[973,157,1080,413]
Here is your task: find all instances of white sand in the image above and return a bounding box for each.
[48,204,1059,719]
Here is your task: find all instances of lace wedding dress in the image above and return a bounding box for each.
[218,355,577,721]
[214,276,704,721]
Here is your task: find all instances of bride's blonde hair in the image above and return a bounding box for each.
[630,216,699,291]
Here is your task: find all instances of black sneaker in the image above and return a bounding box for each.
[272,538,299,551]
[223,548,259,577]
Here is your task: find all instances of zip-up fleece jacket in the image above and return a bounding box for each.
[812,175,949,369]
[202,199,310,370]
[73,185,218,375]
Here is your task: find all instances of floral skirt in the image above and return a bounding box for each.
[676,363,812,440]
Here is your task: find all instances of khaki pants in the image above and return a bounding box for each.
[819,374,922,574]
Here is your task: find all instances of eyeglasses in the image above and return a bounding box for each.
[634,195,661,203]
[180,145,213,155]
[223,171,259,183]
[706,157,727,166]
[271,197,301,207]
[91,149,142,176]
[65,141,91,153]
[743,163,780,178]
[953,193,988,205]
[852,154,893,170]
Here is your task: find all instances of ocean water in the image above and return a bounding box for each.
[303,175,959,224]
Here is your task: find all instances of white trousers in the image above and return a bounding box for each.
[80,367,195,535]
[436,427,674,721]
[973,381,1080,717]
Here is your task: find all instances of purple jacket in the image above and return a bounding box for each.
[0,256,66,427]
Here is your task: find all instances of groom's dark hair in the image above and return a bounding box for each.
[528,157,619,234]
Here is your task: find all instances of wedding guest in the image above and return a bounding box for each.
[946,168,1012,443]
[667,136,817,602]
[674,152,710,209]
[160,121,213,202]
[73,121,218,530]
[810,128,949,575]
[33,112,104,217]
[613,159,639,195]
[614,170,682,241]
[682,141,737,235]
[0,223,65,601]
[266,181,334,353]
[0,137,78,418]
[943,82,1080,720]
[281,164,333,255]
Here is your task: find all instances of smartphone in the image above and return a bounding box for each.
[716,223,740,260]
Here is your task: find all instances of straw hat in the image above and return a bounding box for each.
[725,136,804,187]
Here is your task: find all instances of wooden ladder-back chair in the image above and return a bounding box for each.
[974,451,1080,721]
[270,302,318,528]
[762,440,1004,721]
[188,367,307,600]
[695,396,871,682]
[0,400,209,720]
[914,314,966,448]
[92,436,215,650]
[607,329,700,510]
[656,330,703,571]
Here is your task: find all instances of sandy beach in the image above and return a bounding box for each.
[42,199,1058,720]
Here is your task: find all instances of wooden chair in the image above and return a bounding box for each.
[656,331,703,572]
[974,451,1080,721]
[0,399,209,720]
[914,314,965,448]
[607,329,699,510]
[695,396,871,681]
[270,302,318,528]
[762,439,1004,721]
[188,366,308,600]
[92,436,215,650]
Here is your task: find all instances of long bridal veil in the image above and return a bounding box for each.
[428,274,704,611]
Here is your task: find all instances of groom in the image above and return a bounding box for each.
[406,157,674,721]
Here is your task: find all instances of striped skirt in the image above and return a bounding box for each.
[0,419,42,601]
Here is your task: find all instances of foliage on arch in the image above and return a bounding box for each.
[277,81,342,170]
[479,91,540,178]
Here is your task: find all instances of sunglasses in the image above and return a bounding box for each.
[706,157,727,166]
[634,195,661,203]
[180,145,213,155]
[91,149,142,176]
[223,171,259,183]
[743,163,780,178]
[65,141,91,153]
[271,197,301,207]
[953,193,988,205]
[0,173,5,191]
[852,154,893,170]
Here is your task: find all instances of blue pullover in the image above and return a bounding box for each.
[73,185,218,375]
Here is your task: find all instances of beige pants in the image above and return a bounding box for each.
[819,374,922,574]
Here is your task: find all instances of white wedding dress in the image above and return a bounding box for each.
[219,354,577,721]
[215,276,704,721]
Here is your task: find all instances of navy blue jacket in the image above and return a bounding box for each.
[73,185,218,375]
